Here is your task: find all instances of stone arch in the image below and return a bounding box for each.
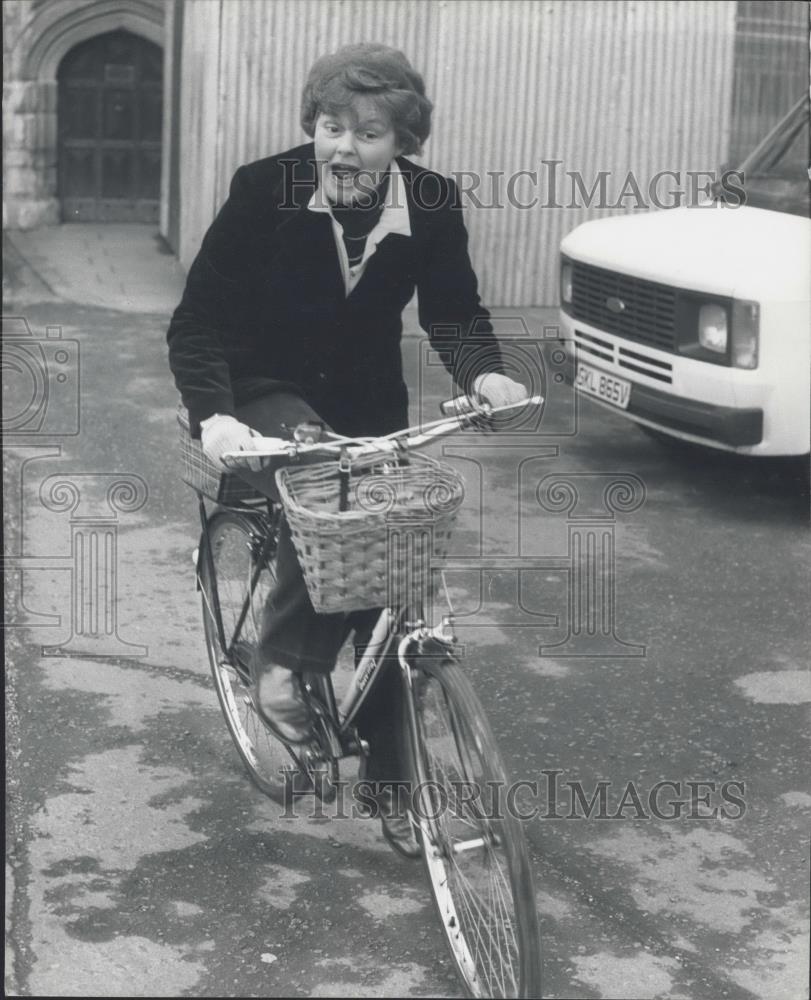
[4,0,164,229]
[21,0,164,83]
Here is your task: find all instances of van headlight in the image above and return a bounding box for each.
[698,303,728,353]
[731,300,759,369]
[679,295,759,367]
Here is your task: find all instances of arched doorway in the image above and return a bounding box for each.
[57,29,162,222]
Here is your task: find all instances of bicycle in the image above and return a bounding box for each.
[180,392,544,999]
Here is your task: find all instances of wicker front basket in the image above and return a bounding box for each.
[276,454,465,613]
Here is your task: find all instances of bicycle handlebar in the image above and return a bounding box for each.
[221,394,544,470]
[439,394,483,418]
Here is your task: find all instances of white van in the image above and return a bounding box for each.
[559,97,810,456]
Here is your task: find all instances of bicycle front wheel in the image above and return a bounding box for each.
[409,657,541,999]
[199,509,291,802]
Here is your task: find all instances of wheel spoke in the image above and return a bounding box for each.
[201,513,291,800]
[448,857,517,994]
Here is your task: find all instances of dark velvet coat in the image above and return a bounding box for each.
[167,143,501,437]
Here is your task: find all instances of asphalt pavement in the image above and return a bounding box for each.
[3,225,810,999]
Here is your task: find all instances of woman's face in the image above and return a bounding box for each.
[314,96,402,205]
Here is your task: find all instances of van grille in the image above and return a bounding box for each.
[571,261,677,352]
[574,331,674,384]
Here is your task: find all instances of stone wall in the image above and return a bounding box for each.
[3,2,59,228]
[2,0,164,230]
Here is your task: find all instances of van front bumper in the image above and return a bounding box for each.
[628,383,763,447]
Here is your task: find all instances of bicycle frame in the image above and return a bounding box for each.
[308,608,494,857]
[304,606,411,756]
[304,605,458,769]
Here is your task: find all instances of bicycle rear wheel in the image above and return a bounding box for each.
[409,657,541,998]
[199,509,292,802]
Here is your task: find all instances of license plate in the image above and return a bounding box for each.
[574,362,631,410]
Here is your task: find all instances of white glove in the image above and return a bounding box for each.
[200,414,263,472]
[473,373,527,409]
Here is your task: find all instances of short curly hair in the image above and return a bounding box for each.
[300,43,433,156]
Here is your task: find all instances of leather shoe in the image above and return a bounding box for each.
[377,787,421,859]
[253,662,312,744]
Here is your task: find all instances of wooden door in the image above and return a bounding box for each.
[58,30,163,222]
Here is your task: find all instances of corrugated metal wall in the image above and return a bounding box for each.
[728,0,809,162]
[177,0,739,305]
[178,0,222,271]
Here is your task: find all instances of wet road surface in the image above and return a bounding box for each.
[4,231,809,998]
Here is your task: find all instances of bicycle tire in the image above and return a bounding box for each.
[408,656,542,999]
[199,509,293,802]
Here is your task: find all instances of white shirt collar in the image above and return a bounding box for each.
[306,158,412,238]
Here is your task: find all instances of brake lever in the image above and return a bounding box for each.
[462,400,495,432]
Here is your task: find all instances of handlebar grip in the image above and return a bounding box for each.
[440,395,479,417]
[220,452,250,470]
[221,436,291,468]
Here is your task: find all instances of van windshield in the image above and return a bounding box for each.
[726,98,810,217]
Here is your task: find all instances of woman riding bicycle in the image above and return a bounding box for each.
[167,42,525,853]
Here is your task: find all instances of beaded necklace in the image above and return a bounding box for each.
[331,173,390,268]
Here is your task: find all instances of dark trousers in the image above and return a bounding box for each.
[232,391,407,782]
